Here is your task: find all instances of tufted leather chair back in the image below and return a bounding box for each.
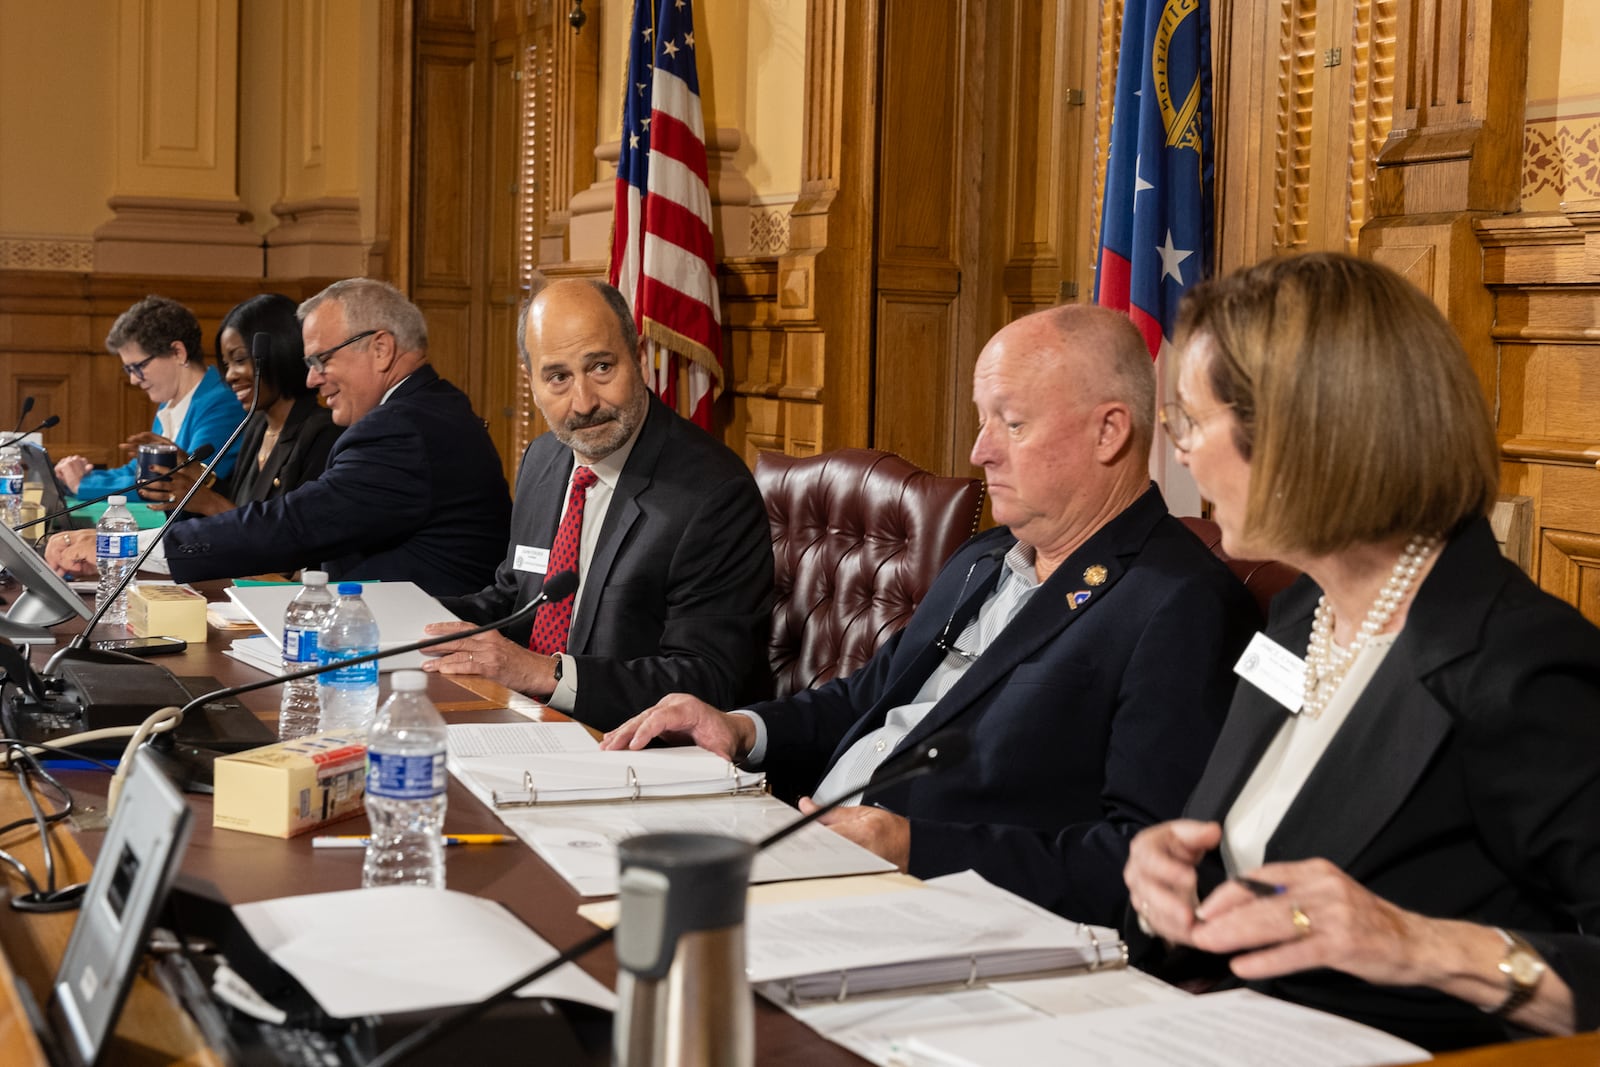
[1179,516,1301,617]
[755,448,986,698]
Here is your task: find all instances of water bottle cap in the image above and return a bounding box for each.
[302,570,329,586]
[107,495,127,505]
[336,582,363,595]
[391,670,426,692]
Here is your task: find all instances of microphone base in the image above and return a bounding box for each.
[3,658,274,777]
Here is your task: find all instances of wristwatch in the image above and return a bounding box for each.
[550,653,563,684]
[1490,927,1547,1016]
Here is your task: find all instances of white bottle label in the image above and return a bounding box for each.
[96,532,139,559]
[284,627,320,665]
[366,751,446,800]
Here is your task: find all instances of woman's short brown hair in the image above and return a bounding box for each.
[1174,252,1499,556]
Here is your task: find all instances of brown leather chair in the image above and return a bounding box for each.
[1179,516,1301,617]
[754,448,986,698]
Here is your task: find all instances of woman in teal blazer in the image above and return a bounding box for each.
[56,295,244,500]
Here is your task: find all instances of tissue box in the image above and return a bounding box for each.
[127,583,208,643]
[213,731,368,838]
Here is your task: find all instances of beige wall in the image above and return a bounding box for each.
[0,0,381,272]
[1521,0,1600,210]
[0,0,118,265]
[595,0,803,200]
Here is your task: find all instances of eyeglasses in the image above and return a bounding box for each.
[121,351,168,382]
[303,329,378,374]
[1158,400,1235,451]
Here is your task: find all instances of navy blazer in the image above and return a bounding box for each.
[223,394,341,507]
[164,366,511,596]
[444,394,774,728]
[1169,519,1600,1049]
[752,485,1258,926]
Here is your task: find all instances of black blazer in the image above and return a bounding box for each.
[1172,518,1600,1049]
[165,366,512,596]
[752,485,1259,926]
[223,394,341,506]
[444,394,775,728]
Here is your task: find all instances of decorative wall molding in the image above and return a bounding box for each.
[264,196,365,278]
[1522,114,1600,210]
[92,195,261,277]
[0,239,95,272]
[748,201,793,256]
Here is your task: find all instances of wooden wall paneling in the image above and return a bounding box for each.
[369,0,415,283]
[766,0,880,459]
[871,0,975,475]
[1540,528,1600,623]
[482,23,525,470]
[1214,0,1288,270]
[721,259,788,467]
[410,6,488,462]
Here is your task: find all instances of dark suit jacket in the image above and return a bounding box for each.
[1168,518,1600,1049]
[164,366,511,596]
[223,394,341,507]
[752,485,1258,926]
[444,394,774,729]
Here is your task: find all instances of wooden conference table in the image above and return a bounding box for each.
[0,579,1595,1065]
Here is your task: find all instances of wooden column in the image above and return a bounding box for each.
[92,0,261,277]
[1358,0,1528,398]
[263,0,369,278]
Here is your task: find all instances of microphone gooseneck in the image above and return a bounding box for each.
[0,414,62,450]
[12,446,215,535]
[364,725,970,1067]
[171,569,580,720]
[53,338,266,661]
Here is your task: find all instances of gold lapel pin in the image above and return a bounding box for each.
[1083,564,1108,586]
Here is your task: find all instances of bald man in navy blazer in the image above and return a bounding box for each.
[603,305,1258,926]
[424,280,773,730]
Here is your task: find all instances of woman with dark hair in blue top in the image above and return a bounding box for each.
[54,295,245,498]
[138,293,342,516]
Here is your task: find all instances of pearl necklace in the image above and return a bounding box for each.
[1301,534,1437,719]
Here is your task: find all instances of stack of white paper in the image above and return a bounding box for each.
[747,870,1125,1003]
[226,581,458,671]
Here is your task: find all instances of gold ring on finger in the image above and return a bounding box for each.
[1290,903,1312,938]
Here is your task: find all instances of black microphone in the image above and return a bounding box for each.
[12,445,215,534]
[0,414,62,449]
[365,726,971,1067]
[50,336,266,660]
[10,395,34,433]
[168,569,582,720]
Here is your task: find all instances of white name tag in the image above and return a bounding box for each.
[514,545,550,574]
[1233,631,1306,714]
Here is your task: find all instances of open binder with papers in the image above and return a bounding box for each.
[746,870,1127,1005]
[447,722,766,808]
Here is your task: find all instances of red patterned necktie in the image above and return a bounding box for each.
[528,465,598,655]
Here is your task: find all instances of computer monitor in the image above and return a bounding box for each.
[0,518,93,635]
[19,441,70,524]
[48,749,194,1067]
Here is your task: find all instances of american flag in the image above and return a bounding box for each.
[1094,0,1214,514]
[609,0,722,430]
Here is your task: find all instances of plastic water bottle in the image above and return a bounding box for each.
[363,671,448,888]
[278,570,335,739]
[317,582,381,733]
[0,446,22,527]
[95,496,139,626]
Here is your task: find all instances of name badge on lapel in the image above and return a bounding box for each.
[514,545,550,574]
[1234,632,1306,714]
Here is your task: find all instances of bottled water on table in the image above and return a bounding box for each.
[95,496,139,626]
[317,582,380,733]
[363,671,448,889]
[278,570,334,739]
[0,446,22,527]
